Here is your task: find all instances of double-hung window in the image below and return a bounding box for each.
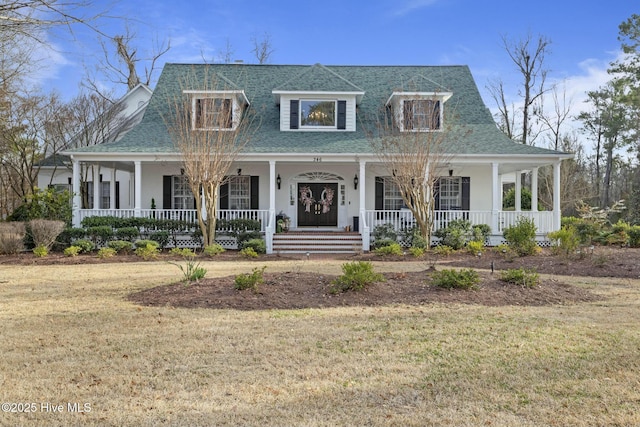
[403,99,441,131]
[438,177,462,210]
[194,97,232,130]
[228,176,251,210]
[172,176,195,209]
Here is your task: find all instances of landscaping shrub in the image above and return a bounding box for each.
[32,244,48,257]
[97,247,117,259]
[432,244,454,256]
[330,261,385,293]
[372,223,398,245]
[134,239,159,249]
[171,259,207,283]
[203,244,225,257]
[169,247,196,258]
[72,239,95,253]
[240,247,259,258]
[236,231,262,248]
[372,238,397,250]
[55,227,87,250]
[8,187,72,224]
[63,246,81,257]
[86,225,113,247]
[409,246,424,257]
[135,243,159,260]
[374,242,403,256]
[434,219,489,250]
[234,266,266,291]
[431,268,479,290]
[503,217,538,256]
[28,219,65,250]
[149,231,170,249]
[115,227,140,242]
[500,268,539,288]
[0,222,25,254]
[548,226,580,257]
[107,240,133,254]
[240,238,266,254]
[503,187,532,210]
[628,225,640,248]
[466,240,483,256]
[401,227,428,249]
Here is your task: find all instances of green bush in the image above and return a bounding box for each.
[628,225,640,248]
[503,187,532,210]
[409,246,424,257]
[503,217,538,256]
[115,227,140,242]
[236,231,262,248]
[373,238,398,250]
[135,243,160,260]
[8,187,72,225]
[330,261,385,293]
[431,268,479,290]
[500,268,539,288]
[33,244,48,257]
[72,239,95,253]
[466,240,484,256]
[374,242,403,256]
[203,244,225,257]
[434,219,489,250]
[134,239,159,249]
[234,266,266,291]
[169,247,196,258]
[372,223,398,243]
[432,244,454,256]
[97,247,117,259]
[548,226,580,257]
[171,259,207,283]
[63,246,81,257]
[107,240,133,254]
[240,247,259,258]
[86,226,113,246]
[149,231,170,249]
[240,238,266,254]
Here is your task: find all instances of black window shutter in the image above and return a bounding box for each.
[163,176,172,209]
[403,100,413,130]
[115,181,120,209]
[290,100,299,129]
[223,98,232,128]
[220,180,229,210]
[337,100,347,129]
[375,177,384,210]
[433,178,440,211]
[250,176,259,209]
[433,101,441,129]
[461,177,470,210]
[195,99,203,128]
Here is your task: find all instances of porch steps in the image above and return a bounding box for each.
[272,231,362,254]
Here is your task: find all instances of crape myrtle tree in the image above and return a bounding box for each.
[164,66,255,247]
[368,94,459,244]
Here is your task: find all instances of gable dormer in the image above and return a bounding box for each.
[386,74,452,132]
[272,64,365,132]
[183,90,249,131]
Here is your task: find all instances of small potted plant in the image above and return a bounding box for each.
[276,211,290,233]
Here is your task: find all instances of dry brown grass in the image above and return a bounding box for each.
[0,260,639,426]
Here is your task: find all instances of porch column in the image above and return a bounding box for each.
[553,161,561,230]
[359,160,369,251]
[134,161,142,216]
[92,166,100,210]
[110,166,116,210]
[491,163,500,235]
[531,167,539,212]
[515,170,522,212]
[266,160,276,254]
[72,158,81,227]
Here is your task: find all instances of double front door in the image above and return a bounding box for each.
[297,183,338,227]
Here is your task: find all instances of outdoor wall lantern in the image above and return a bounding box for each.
[276,174,282,189]
[354,174,359,190]
[449,169,454,177]
[237,168,242,176]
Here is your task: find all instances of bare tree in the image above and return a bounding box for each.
[488,33,551,145]
[250,32,274,64]
[537,82,573,151]
[368,95,458,243]
[163,66,255,247]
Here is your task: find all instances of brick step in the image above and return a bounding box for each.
[273,232,362,254]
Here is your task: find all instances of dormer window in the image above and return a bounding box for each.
[386,91,452,132]
[404,99,440,131]
[301,100,336,127]
[185,90,249,131]
[194,97,232,130]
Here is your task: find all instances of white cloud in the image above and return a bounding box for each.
[392,0,440,17]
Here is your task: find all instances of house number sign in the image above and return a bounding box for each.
[313,157,322,162]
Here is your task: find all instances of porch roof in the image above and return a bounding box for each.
[65,64,569,159]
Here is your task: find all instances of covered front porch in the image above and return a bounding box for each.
[70,154,564,253]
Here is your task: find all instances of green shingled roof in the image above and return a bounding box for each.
[71,63,567,157]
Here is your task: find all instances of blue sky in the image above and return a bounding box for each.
[39,0,637,142]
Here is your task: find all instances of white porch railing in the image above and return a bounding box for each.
[77,209,269,232]
[364,210,555,235]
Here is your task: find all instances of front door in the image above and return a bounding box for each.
[297,183,338,227]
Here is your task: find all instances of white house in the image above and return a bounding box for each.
[63,63,572,253]
[38,84,153,210]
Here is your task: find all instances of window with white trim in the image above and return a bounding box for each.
[438,177,461,210]
[228,176,251,209]
[193,97,232,130]
[403,99,441,131]
[383,177,404,210]
[300,100,336,127]
[172,176,195,209]
[100,181,110,209]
